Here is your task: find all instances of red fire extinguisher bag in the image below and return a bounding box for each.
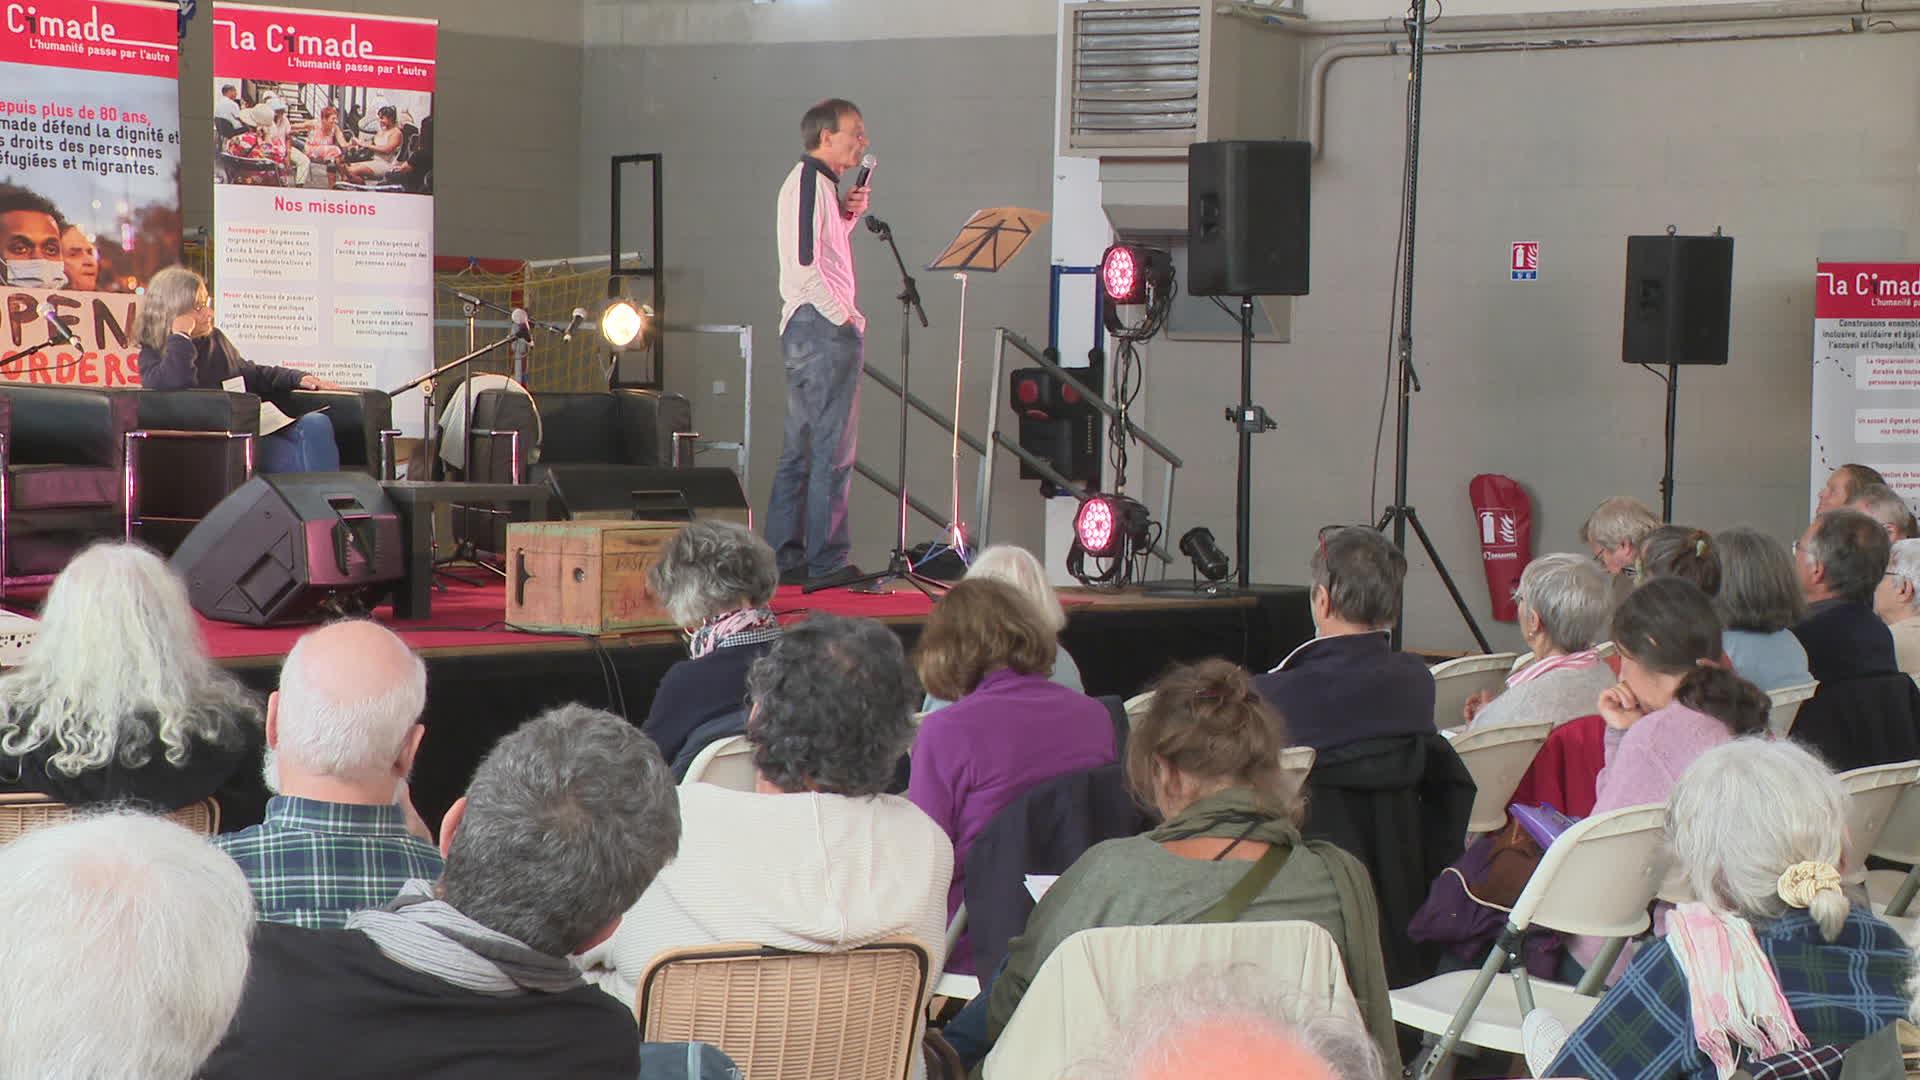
[1469,473,1533,623]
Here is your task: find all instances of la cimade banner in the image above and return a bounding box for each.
[1811,263,1920,511]
[0,0,182,386]
[211,2,435,435]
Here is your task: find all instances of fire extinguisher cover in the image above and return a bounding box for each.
[1470,474,1533,623]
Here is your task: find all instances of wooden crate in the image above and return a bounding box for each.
[505,519,682,635]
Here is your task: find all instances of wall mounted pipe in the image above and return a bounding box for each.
[1222,0,1920,37]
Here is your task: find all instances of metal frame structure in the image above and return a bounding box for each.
[609,153,666,389]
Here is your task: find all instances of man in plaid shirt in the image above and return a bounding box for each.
[215,621,442,928]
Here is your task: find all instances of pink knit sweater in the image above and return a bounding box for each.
[1590,701,1732,816]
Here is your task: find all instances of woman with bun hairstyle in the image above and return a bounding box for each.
[1541,739,1912,1080]
[1636,525,1723,596]
[973,659,1399,1073]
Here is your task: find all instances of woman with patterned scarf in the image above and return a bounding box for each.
[639,520,783,764]
[1536,738,1912,1080]
[972,659,1398,1074]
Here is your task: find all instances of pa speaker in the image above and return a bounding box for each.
[1187,140,1311,298]
[1623,234,1734,366]
[171,472,404,627]
[540,465,750,527]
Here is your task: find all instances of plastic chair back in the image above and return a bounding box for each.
[680,735,757,792]
[1840,761,1920,874]
[1429,653,1522,730]
[1449,720,1554,834]
[981,922,1360,1080]
[1509,803,1667,939]
[1767,680,1820,736]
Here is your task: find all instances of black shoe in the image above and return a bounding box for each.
[807,564,864,590]
[778,566,809,587]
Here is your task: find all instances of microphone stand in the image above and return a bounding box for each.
[0,339,62,368]
[806,214,948,597]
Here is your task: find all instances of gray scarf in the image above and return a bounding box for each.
[347,880,585,996]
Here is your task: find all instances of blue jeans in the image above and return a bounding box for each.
[764,305,862,577]
[256,411,342,474]
[942,955,1007,1068]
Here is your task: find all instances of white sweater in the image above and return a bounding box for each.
[776,157,864,334]
[579,783,953,1008]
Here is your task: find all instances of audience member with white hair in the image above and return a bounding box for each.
[1542,739,1912,1080]
[202,704,682,1078]
[1462,554,1615,731]
[1848,482,1918,541]
[1714,527,1813,692]
[214,620,442,927]
[924,544,1082,711]
[0,542,266,827]
[1580,496,1661,577]
[1874,537,1920,678]
[0,811,255,1080]
[1068,972,1383,1080]
[641,519,783,764]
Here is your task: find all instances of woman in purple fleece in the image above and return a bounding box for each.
[908,578,1115,973]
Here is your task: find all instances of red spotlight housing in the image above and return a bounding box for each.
[1068,493,1153,585]
[1101,244,1143,305]
[1074,496,1118,557]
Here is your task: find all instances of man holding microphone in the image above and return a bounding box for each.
[766,98,869,589]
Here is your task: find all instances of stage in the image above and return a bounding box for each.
[30,577,1313,830]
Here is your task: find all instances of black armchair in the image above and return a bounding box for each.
[285,388,398,479]
[453,388,695,554]
[0,385,140,587]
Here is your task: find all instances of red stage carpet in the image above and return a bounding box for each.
[186,579,953,660]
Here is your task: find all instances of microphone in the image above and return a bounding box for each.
[510,307,534,342]
[454,291,485,307]
[864,214,889,236]
[561,308,588,341]
[41,305,75,347]
[853,154,875,189]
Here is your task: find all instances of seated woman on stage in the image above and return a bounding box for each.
[641,519,783,765]
[909,578,1116,973]
[957,660,1397,1074]
[135,266,342,474]
[0,543,268,830]
[922,544,1083,712]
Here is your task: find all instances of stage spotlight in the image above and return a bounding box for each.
[1178,526,1231,583]
[1099,242,1173,339]
[1068,493,1153,586]
[599,296,652,352]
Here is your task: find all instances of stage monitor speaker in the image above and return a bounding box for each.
[1187,139,1311,298]
[1623,234,1734,366]
[540,465,750,527]
[171,472,404,627]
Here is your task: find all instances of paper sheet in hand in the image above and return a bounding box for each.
[1024,874,1059,902]
[222,376,299,436]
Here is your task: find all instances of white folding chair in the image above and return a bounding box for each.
[1390,803,1669,1080]
[679,735,757,791]
[1448,720,1555,835]
[1280,745,1317,790]
[1122,690,1154,727]
[1766,681,1819,736]
[1838,761,1920,896]
[981,922,1362,1079]
[1508,651,1536,676]
[1429,653,1522,731]
[1867,777,1920,918]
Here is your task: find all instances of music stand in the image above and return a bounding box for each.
[925,206,1050,560]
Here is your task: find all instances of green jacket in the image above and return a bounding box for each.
[981,787,1400,1073]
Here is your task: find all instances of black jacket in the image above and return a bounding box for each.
[1301,732,1475,988]
[1793,673,1920,773]
[0,707,268,831]
[1253,632,1437,752]
[137,327,307,402]
[961,762,1154,981]
[642,640,775,765]
[1794,599,1899,684]
[202,923,640,1079]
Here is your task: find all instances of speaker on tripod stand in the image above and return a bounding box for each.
[1623,230,1734,523]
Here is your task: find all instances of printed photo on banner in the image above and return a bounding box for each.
[212,78,431,194]
[0,0,182,385]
